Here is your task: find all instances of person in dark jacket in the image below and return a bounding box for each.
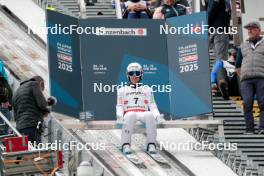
[207,0,231,30]
[235,22,264,135]
[12,76,56,144]
[207,0,231,60]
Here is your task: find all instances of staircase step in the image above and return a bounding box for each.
[245,156,264,160]
[224,126,258,130]
[86,12,115,15]
[85,9,115,12]
[213,117,244,121]
[213,104,238,109]
[224,121,259,125]
[60,1,78,3]
[225,134,264,139]
[59,2,78,5]
[224,130,244,135]
[94,2,112,5]
[97,0,112,2]
[237,143,264,147]
[59,0,77,1]
[86,5,112,8]
[213,113,244,117]
[239,148,264,152]
[62,5,80,8]
[227,139,264,143]
[213,101,236,105]
[86,15,116,18]
[213,109,243,113]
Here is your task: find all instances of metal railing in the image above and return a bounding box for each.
[0,112,22,138]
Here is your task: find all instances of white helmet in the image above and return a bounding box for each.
[126,62,143,79]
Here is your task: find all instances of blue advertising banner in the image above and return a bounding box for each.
[47,11,82,117]
[78,19,170,120]
[166,12,212,118]
[47,10,212,120]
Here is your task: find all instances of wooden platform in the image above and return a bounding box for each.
[0,149,62,176]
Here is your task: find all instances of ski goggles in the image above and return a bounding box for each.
[128,71,142,77]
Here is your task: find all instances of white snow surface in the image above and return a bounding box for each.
[0,0,46,42]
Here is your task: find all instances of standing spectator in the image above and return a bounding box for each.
[12,76,56,144]
[235,22,264,134]
[153,0,187,19]
[0,60,12,135]
[207,0,231,54]
[207,0,231,94]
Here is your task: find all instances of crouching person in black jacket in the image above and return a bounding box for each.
[12,76,56,145]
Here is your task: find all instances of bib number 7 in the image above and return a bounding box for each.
[134,97,139,104]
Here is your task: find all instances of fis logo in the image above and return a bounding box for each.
[179,55,198,63]
[57,53,72,63]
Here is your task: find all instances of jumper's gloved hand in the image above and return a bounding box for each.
[47,96,57,106]
[155,114,166,124]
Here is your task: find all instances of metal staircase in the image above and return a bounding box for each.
[188,55,264,176]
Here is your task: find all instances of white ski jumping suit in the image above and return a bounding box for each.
[116,84,160,146]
